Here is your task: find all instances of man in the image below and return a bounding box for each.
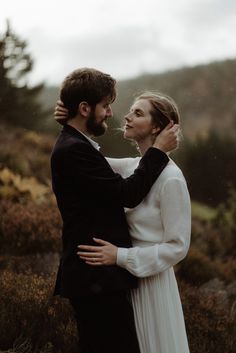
[51,67,178,353]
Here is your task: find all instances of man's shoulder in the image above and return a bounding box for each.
[53,131,93,154]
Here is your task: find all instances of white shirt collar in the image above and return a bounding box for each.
[76,128,100,151]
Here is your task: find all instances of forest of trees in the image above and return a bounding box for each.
[0,21,49,131]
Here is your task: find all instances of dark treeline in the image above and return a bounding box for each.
[39,58,236,139]
[175,130,236,206]
[96,127,236,206]
[113,59,236,140]
[0,21,51,132]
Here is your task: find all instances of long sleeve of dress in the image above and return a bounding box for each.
[105,157,135,175]
[116,177,191,277]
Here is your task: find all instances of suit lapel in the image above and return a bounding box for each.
[62,124,92,144]
[61,124,116,173]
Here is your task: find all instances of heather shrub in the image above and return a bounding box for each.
[0,200,61,255]
[177,245,236,286]
[0,253,59,275]
[210,188,236,255]
[213,257,236,284]
[179,281,236,353]
[0,270,77,353]
[0,124,54,183]
[0,168,52,204]
[0,270,234,353]
[0,151,31,177]
[23,131,53,155]
[180,190,236,286]
[177,246,217,286]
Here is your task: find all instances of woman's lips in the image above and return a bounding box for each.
[124,124,133,129]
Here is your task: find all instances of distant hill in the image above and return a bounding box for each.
[114,58,236,139]
[38,58,236,139]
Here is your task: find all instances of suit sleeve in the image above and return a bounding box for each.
[68,143,169,208]
[116,178,191,277]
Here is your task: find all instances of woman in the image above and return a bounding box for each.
[55,92,191,353]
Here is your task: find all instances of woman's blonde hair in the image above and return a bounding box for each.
[135,91,180,131]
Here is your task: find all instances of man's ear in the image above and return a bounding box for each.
[78,101,91,117]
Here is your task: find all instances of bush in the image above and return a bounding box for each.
[0,270,77,353]
[0,269,234,353]
[0,168,52,204]
[0,253,59,275]
[0,200,61,255]
[210,188,236,255]
[177,246,217,286]
[179,281,236,353]
[0,124,54,183]
[177,131,236,206]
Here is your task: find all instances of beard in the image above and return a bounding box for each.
[86,110,107,137]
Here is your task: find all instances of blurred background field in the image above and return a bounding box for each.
[0,16,236,353]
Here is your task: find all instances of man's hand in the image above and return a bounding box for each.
[77,238,118,266]
[153,122,180,153]
[54,100,69,125]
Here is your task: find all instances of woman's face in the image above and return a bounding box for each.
[123,99,159,142]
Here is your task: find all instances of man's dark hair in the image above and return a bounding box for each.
[60,68,117,118]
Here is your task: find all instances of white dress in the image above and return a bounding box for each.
[107,157,191,353]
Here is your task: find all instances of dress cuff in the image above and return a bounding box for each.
[117,248,129,268]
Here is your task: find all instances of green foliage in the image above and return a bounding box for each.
[191,201,216,222]
[212,187,236,237]
[175,130,236,205]
[0,21,48,130]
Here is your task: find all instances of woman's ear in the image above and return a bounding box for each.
[152,125,161,135]
[78,101,91,117]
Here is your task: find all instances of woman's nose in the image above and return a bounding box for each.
[125,112,131,121]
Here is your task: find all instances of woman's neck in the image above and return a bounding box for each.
[136,137,154,156]
[136,135,171,157]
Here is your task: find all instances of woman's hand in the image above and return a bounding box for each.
[54,100,69,125]
[153,122,180,152]
[77,238,118,266]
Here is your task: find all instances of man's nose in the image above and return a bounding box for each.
[107,106,113,118]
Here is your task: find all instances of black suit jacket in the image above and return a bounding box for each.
[51,124,169,298]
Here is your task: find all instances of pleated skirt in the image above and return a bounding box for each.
[131,267,190,353]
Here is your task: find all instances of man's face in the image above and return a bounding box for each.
[86,98,113,136]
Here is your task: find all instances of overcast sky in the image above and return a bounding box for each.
[1,0,236,86]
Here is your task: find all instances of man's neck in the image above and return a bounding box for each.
[67,120,92,138]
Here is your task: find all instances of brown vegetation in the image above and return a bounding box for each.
[0,122,235,352]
